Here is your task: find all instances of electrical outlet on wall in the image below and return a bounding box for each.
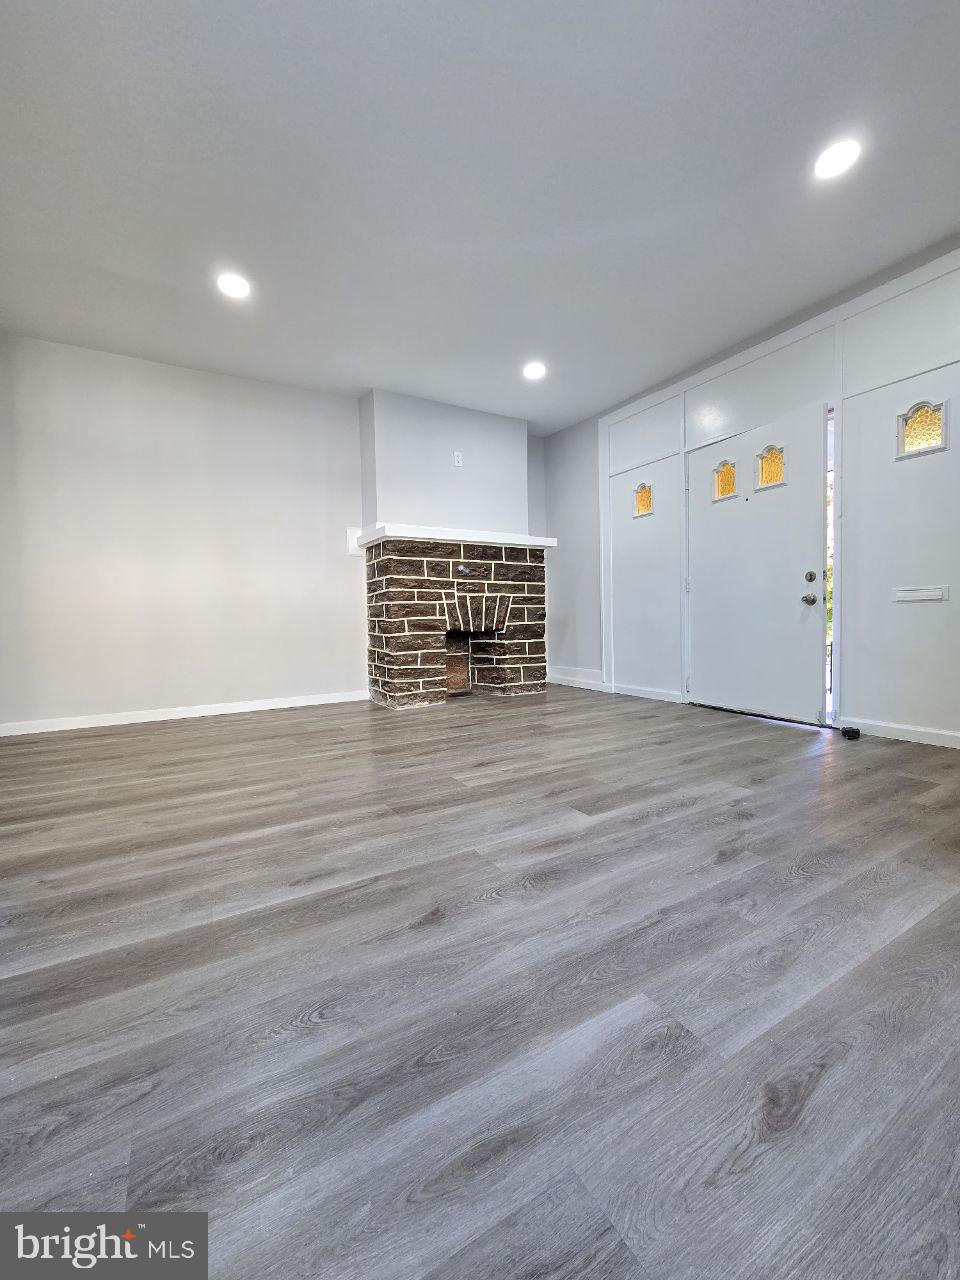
[453,451,464,467]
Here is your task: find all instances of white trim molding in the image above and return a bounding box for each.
[612,683,684,703]
[357,523,556,548]
[547,667,611,693]
[840,718,960,750]
[0,690,371,737]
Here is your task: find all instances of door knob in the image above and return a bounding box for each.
[801,593,818,605]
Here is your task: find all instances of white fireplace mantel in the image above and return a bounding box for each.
[355,523,557,549]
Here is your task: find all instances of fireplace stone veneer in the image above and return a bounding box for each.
[366,538,546,707]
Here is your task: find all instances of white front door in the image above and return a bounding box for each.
[687,401,828,724]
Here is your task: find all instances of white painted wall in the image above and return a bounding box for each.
[364,389,529,532]
[0,336,367,732]
[589,247,960,747]
[543,417,603,688]
[358,390,378,528]
[526,435,547,536]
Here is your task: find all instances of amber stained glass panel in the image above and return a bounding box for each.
[714,461,736,500]
[758,445,785,487]
[902,404,943,455]
[634,484,652,517]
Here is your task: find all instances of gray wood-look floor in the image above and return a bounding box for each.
[3,686,960,1279]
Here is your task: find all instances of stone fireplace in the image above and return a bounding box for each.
[365,536,547,707]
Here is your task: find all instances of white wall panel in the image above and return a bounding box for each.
[608,395,682,474]
[596,248,960,747]
[685,328,834,449]
[545,418,603,683]
[610,455,683,699]
[842,267,960,398]
[840,363,960,743]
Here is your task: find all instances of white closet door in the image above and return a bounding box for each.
[610,453,683,700]
[687,402,828,724]
[841,365,960,739]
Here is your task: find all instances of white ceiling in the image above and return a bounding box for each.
[2,1,960,433]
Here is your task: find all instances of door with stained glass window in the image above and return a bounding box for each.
[687,402,828,724]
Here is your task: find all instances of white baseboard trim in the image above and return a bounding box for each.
[547,667,611,693]
[612,683,684,703]
[839,717,960,750]
[0,690,371,738]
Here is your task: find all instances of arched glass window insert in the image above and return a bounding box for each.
[756,445,785,489]
[634,483,653,518]
[713,460,737,502]
[898,401,947,458]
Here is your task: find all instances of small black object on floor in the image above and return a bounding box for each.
[841,726,861,740]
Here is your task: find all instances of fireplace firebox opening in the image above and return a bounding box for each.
[445,631,471,696]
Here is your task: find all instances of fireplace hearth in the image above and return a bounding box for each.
[365,538,547,708]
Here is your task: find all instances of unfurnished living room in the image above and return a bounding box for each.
[3,3,960,1277]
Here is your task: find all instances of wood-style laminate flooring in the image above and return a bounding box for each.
[3,686,960,1278]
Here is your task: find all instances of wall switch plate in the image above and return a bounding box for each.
[346,527,361,556]
[453,451,464,467]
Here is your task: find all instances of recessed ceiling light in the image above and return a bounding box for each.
[814,139,861,180]
[522,360,547,381]
[215,270,252,300]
